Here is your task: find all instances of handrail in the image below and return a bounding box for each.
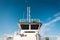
[19,19,40,22]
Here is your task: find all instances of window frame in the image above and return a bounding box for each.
[21,24,29,30]
[31,24,39,30]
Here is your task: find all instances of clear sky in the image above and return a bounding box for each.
[0,0,60,37]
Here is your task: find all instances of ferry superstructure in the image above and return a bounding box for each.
[13,6,42,40]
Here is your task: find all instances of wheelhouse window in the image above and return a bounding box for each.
[31,25,39,30]
[21,24,29,30]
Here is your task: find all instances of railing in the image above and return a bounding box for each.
[19,19,40,22]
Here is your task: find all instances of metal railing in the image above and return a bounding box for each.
[19,19,40,22]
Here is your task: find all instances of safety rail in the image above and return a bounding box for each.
[19,19,40,22]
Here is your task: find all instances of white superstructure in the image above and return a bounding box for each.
[13,6,42,40]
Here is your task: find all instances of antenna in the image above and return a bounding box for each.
[26,0,31,22]
[27,7,31,22]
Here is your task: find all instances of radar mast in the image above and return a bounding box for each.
[27,6,31,22]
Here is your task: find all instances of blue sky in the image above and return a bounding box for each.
[0,0,60,37]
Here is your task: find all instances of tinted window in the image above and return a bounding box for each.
[31,25,39,29]
[21,24,29,30]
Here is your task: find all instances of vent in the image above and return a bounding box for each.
[25,31,35,33]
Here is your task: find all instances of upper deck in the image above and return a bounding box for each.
[18,19,42,30]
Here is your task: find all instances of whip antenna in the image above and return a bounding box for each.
[27,7,31,22]
[26,0,31,22]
